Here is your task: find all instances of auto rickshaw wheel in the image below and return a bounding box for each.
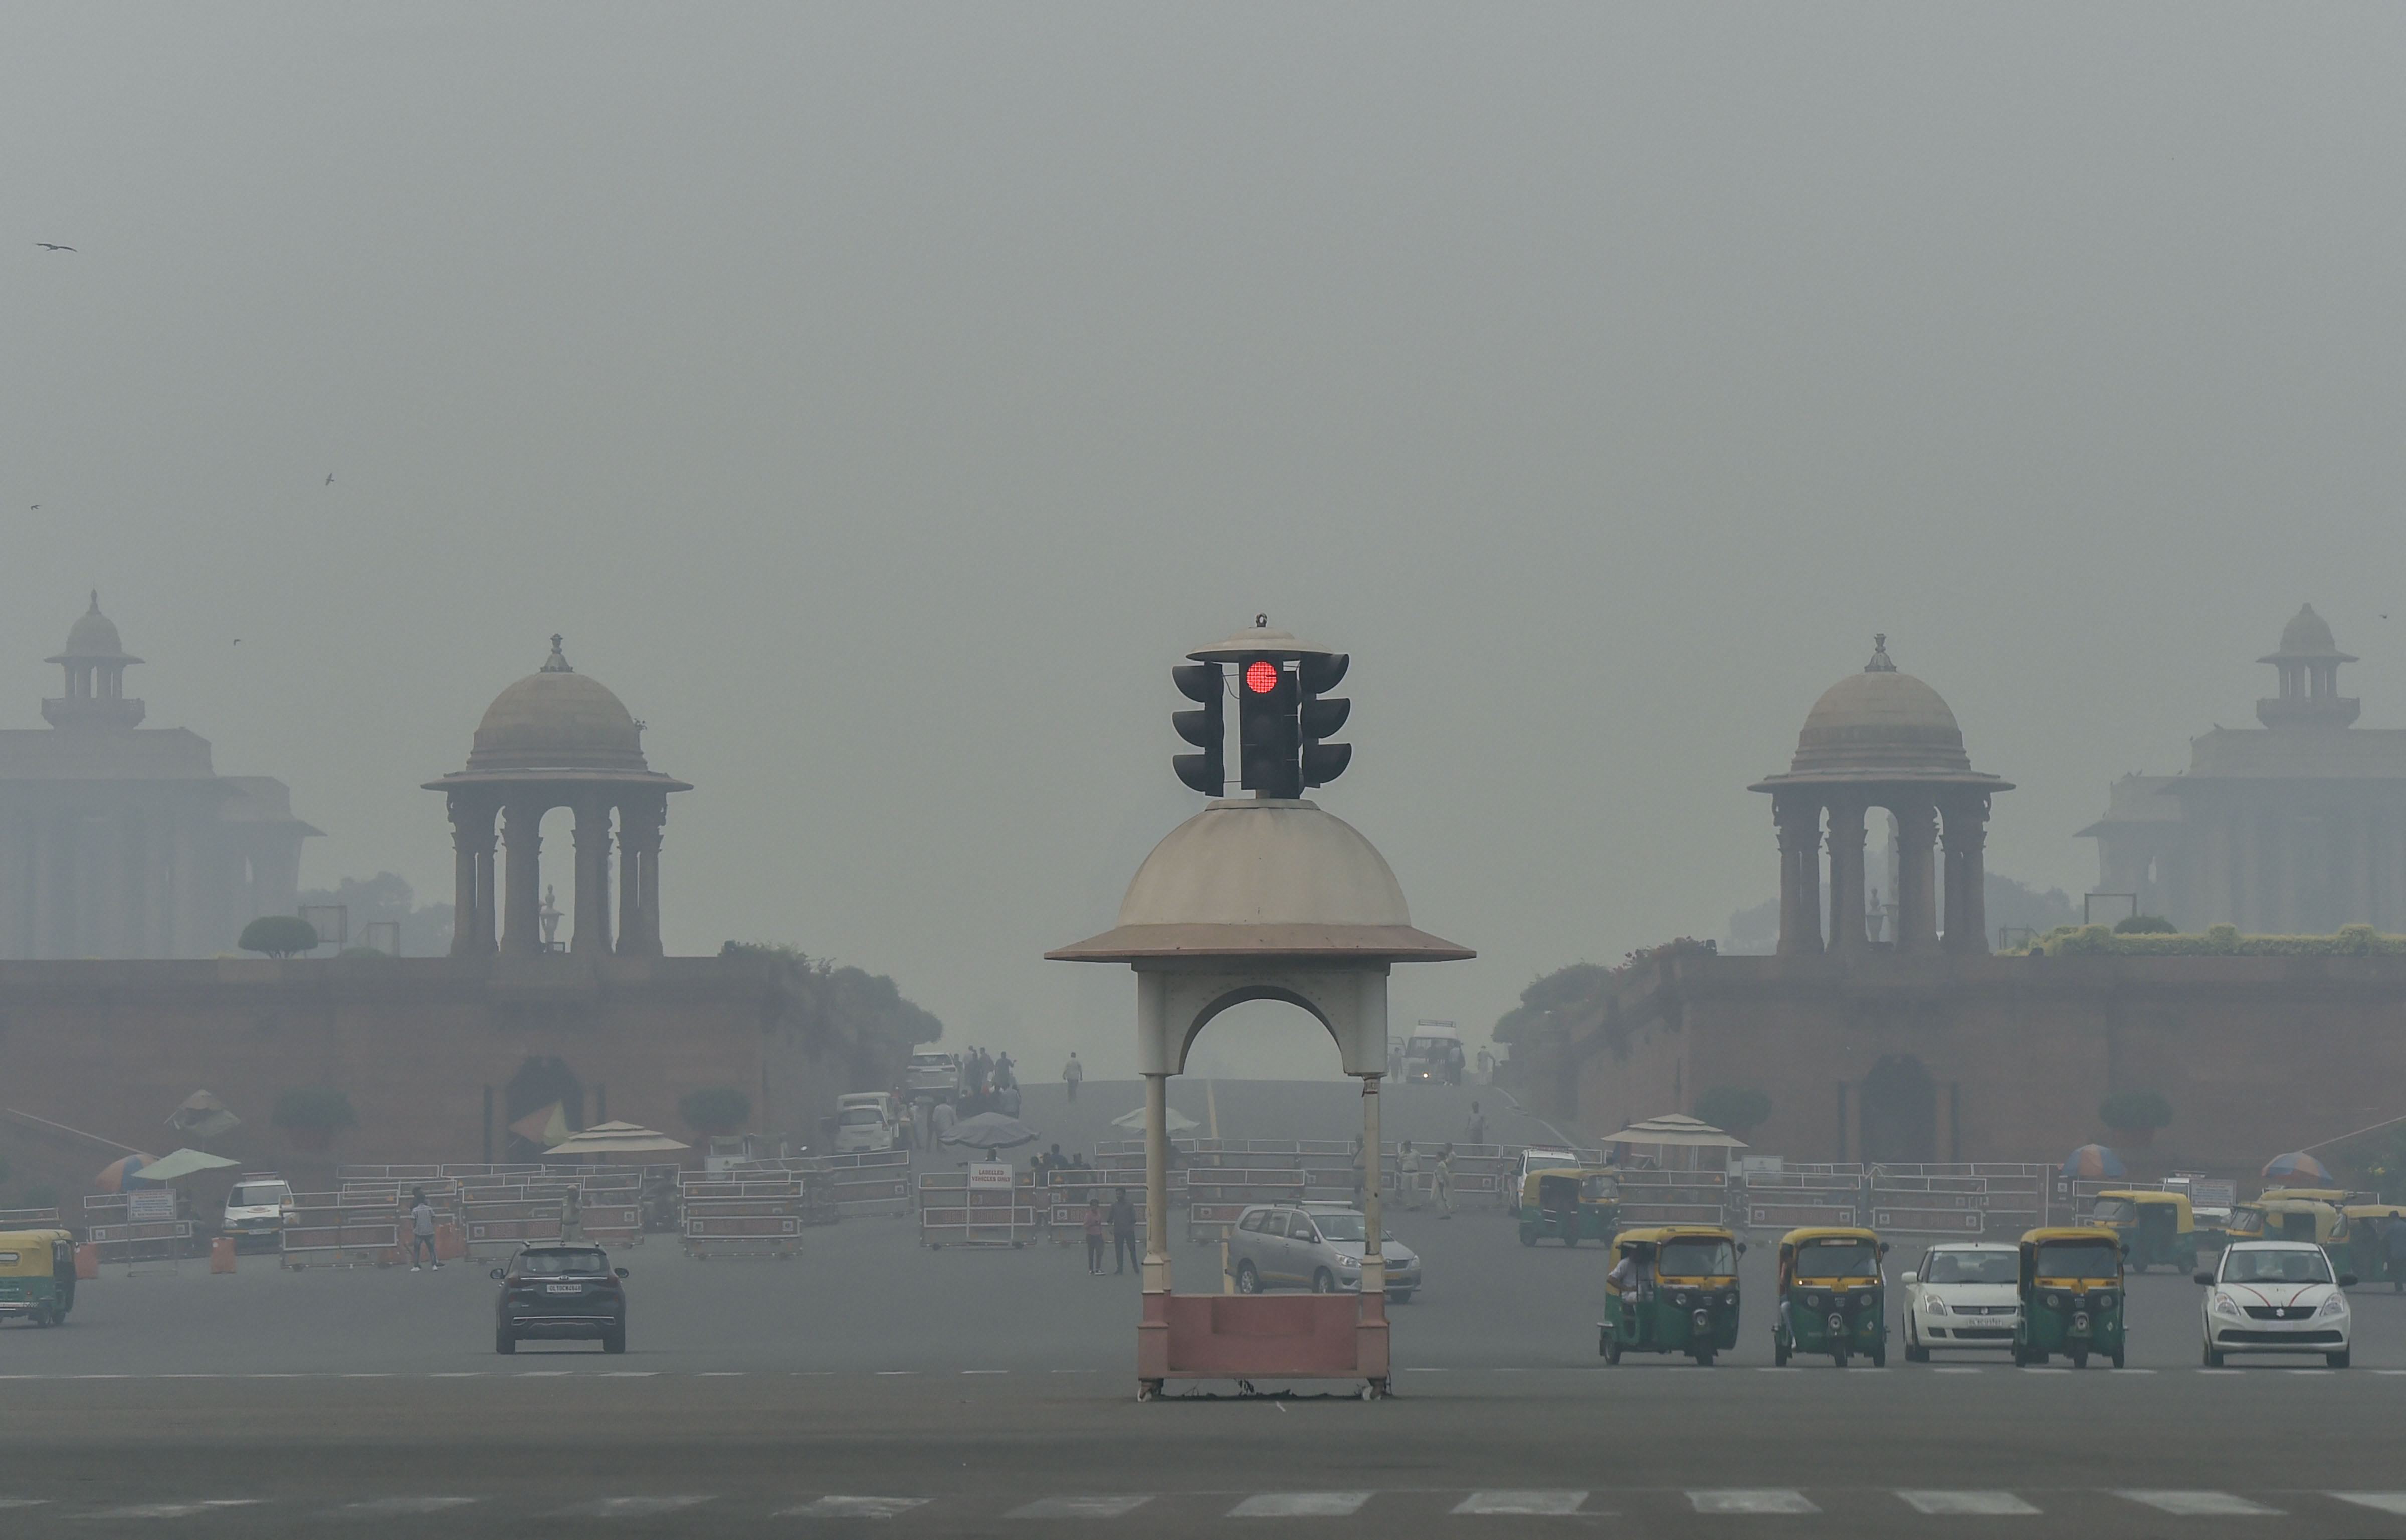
[1692,1347,1716,1367]
[1605,1334,1622,1365]
[1832,1346,1849,1369]
[1870,1344,1886,1369]
[2070,1347,2088,1370]
[2111,1348,2125,1369]
[1519,1230,1536,1247]
[1773,1337,1789,1367]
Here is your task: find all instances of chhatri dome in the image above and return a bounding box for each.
[426,637,688,960]
[1752,637,2010,959]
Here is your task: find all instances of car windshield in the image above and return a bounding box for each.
[1309,1213,1388,1244]
[1923,1251,2016,1285]
[2036,1240,2120,1279]
[518,1250,609,1276]
[1792,1239,1876,1279]
[2089,1197,2135,1223]
[229,1185,288,1207]
[1660,1238,1736,1276]
[838,1109,883,1125]
[2225,1209,2265,1236]
[2223,1249,2333,1285]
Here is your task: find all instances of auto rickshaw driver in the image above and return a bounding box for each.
[2089,1190,2196,1272]
[1599,1226,1742,1367]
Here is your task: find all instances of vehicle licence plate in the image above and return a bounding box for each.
[545,1284,582,1294]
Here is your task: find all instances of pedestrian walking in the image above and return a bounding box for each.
[1109,1187,1139,1275]
[1063,1052,1083,1102]
[559,1185,583,1244]
[1350,1134,1368,1206]
[931,1098,957,1149]
[1083,1197,1106,1274]
[1465,1101,1486,1147]
[1398,1141,1423,1211]
[1435,1144,1455,1217]
[408,1187,439,1271]
[2385,1215,2406,1294]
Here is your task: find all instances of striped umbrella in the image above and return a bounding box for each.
[2260,1151,2332,1184]
[95,1153,161,1192]
[2061,1144,2125,1179]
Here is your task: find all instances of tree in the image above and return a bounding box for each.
[271,1087,357,1151]
[2099,1090,2173,1143]
[240,916,319,959]
[680,1087,751,1135]
[1695,1086,1772,1136]
[2114,915,2177,934]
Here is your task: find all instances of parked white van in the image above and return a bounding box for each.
[834,1093,900,1154]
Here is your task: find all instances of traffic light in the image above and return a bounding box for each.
[1171,662,1224,796]
[1298,652,1352,788]
[1237,656,1302,798]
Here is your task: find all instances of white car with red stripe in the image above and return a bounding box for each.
[2198,1240,2353,1368]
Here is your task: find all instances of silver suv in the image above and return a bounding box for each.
[1228,1203,1421,1303]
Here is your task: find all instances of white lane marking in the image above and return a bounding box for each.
[0,1502,49,1510]
[2288,1369,2332,1376]
[555,1496,714,1517]
[779,1497,928,1519]
[2019,1367,2070,1375]
[1454,1491,1588,1515]
[2332,1494,2406,1516]
[517,1371,574,1378]
[2199,1369,2242,1376]
[339,1374,392,1379]
[600,1371,657,1377]
[1896,1491,2040,1515]
[1753,1367,1800,1374]
[697,1372,745,1377]
[1229,1492,1373,1517]
[429,1373,485,1378]
[2111,1368,2155,1374]
[961,1370,1009,1375]
[1007,1496,1153,1519]
[2377,1370,2406,1377]
[874,1371,917,1377]
[2117,1491,2281,1516]
[87,1501,264,1519]
[1934,1367,1982,1375]
[333,1497,482,1515]
[1689,1490,1818,1514]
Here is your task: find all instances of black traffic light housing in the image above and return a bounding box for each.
[1237,657,1302,799]
[1297,652,1351,788]
[1170,662,1224,796]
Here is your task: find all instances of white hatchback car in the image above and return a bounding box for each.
[2199,1240,2353,1368]
[1899,1242,2021,1360]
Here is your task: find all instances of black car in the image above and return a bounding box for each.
[491,1245,629,1354]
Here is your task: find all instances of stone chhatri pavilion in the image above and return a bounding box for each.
[424,637,689,958]
[1751,636,2011,955]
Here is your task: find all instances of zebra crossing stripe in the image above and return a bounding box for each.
[86,1502,263,1520]
[2332,1494,2406,1516]
[1007,1496,1154,1519]
[780,1497,928,1519]
[333,1498,481,1516]
[1688,1490,1818,1514]
[2117,1491,2281,1516]
[1228,1492,1372,1517]
[559,1496,714,1517]
[1452,1491,1588,1515]
[1896,1491,2039,1515]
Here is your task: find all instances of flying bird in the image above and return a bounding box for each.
[324,473,334,486]
[35,243,75,252]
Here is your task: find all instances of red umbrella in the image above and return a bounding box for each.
[95,1153,160,1192]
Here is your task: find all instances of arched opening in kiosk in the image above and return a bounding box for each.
[1179,995,1350,1084]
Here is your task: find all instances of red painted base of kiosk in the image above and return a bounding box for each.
[1137,1290,1389,1394]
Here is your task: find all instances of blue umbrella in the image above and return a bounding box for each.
[2061,1144,2125,1179]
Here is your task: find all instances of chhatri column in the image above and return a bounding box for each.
[1774,796,1823,956]
[1826,798,1868,956]
[1941,795,1991,953]
[500,797,545,956]
[1142,1071,1172,1293]
[449,793,497,957]
[1894,797,1938,952]
[571,798,613,956]
[616,798,664,958]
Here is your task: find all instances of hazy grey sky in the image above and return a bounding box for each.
[8,4,2403,1077]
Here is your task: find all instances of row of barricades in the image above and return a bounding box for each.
[916,1171,1043,1248]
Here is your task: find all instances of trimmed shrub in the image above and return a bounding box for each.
[240,915,319,958]
[271,1087,356,1130]
[2099,1090,2173,1133]
[2113,914,2177,934]
[1694,1086,1772,1136]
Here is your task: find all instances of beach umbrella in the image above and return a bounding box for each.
[135,1148,241,1183]
[1599,1113,1749,1149]
[546,1121,691,1155]
[96,1153,160,1192]
[166,1090,241,1141]
[940,1113,1039,1152]
[2261,1151,2332,1184]
[1110,1105,1199,1133]
[2061,1144,2125,1179]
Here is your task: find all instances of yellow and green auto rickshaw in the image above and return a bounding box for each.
[1518,1168,1620,1248]
[2339,1204,2404,1289]
[0,1229,78,1327]
[1772,1227,1888,1368]
[1598,1225,1742,1366]
[2230,1196,2349,1260]
[2012,1226,2125,1369]
[2088,1190,2196,1273]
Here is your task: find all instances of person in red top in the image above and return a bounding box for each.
[1082,1197,1106,1275]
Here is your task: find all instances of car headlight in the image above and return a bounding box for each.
[2091,1291,2116,1309]
[1725,1292,1738,1307]
[2212,1292,2243,1317]
[2048,1293,2065,1309]
[1337,1254,1360,1268]
[2318,1294,2348,1317]
[1924,1298,1949,1314]
[1673,1290,1690,1306]
[1805,1292,1823,1307]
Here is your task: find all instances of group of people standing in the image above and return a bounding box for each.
[1348,1137,1463,1215]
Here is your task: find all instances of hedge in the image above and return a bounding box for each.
[2017,923,2406,958]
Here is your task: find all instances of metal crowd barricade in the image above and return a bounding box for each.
[462,1198,564,1257]
[579,1203,643,1246]
[1183,1166,1305,1244]
[337,1164,443,1183]
[816,1148,912,1218]
[279,1195,402,1269]
[1741,1169,1862,1232]
[1615,1168,1730,1227]
[683,1195,802,1259]
[0,1207,63,1228]
[915,1172,1039,1249]
[1867,1162,2049,1235]
[88,1220,196,1266]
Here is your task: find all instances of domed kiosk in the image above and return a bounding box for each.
[1050,620,1470,1399]
[425,638,689,957]
[1750,637,2011,956]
